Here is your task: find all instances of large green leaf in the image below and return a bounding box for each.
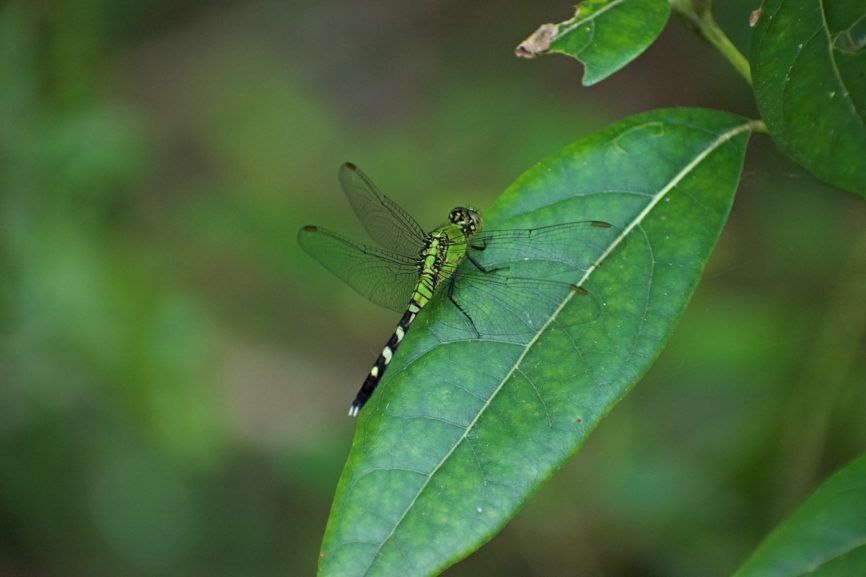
[732,453,866,577]
[318,108,753,577]
[751,0,866,196]
[516,0,670,86]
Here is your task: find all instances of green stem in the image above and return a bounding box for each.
[670,0,753,86]
[748,119,768,133]
[699,11,752,85]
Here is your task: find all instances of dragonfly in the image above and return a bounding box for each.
[298,163,617,416]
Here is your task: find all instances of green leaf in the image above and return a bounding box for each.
[732,453,866,577]
[751,0,866,197]
[516,0,670,86]
[318,108,753,577]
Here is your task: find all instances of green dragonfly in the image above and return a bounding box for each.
[298,163,617,416]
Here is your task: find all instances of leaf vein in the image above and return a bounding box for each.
[818,0,864,125]
[558,0,627,37]
[516,367,552,429]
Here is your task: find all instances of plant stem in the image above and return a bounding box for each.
[748,119,768,133]
[699,11,752,85]
[670,0,753,86]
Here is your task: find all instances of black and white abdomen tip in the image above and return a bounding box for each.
[347,305,417,417]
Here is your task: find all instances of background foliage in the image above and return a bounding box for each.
[0,1,864,576]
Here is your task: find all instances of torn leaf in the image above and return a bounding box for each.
[515,23,558,58]
[514,0,671,86]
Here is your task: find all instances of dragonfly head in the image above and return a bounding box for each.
[449,206,483,235]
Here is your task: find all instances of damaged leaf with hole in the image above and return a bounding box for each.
[516,0,670,86]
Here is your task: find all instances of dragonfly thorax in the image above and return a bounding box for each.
[418,235,446,270]
[417,228,466,295]
[448,207,483,236]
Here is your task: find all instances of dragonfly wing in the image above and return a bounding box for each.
[431,269,601,342]
[298,225,418,312]
[471,221,623,272]
[339,163,428,255]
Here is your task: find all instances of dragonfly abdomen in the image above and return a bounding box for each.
[347,232,466,416]
[349,303,421,417]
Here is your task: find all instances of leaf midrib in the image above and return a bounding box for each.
[557,0,626,37]
[356,119,753,577]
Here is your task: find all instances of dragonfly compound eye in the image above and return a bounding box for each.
[468,210,483,233]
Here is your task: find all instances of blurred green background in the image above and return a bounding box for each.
[1,1,864,576]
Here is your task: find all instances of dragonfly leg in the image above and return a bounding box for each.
[466,253,507,275]
[448,277,480,338]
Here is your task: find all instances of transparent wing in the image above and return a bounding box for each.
[470,220,623,272]
[297,225,419,312]
[339,163,428,256]
[430,266,601,343]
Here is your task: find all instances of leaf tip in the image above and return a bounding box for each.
[515,23,558,59]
